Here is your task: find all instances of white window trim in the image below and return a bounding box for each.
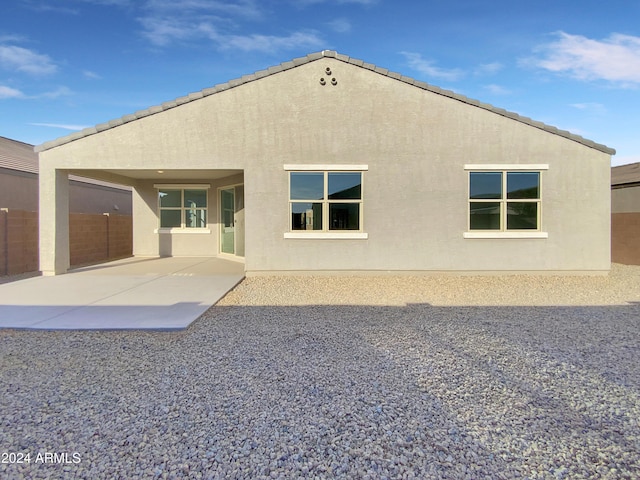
[284,232,368,239]
[286,169,366,238]
[156,184,211,231]
[465,167,547,238]
[464,164,549,171]
[463,231,548,239]
[284,164,368,171]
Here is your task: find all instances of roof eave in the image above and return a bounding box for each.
[35,50,616,156]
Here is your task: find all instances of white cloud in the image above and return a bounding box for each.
[528,32,640,86]
[144,0,262,20]
[30,122,90,131]
[222,31,323,52]
[139,1,323,53]
[327,18,351,33]
[138,0,263,47]
[400,52,464,82]
[0,85,25,99]
[475,62,503,76]
[38,86,73,99]
[569,102,606,114]
[0,45,57,75]
[83,70,102,79]
[295,0,378,5]
[139,16,196,46]
[483,84,511,95]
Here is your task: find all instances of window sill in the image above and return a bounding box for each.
[463,231,548,239]
[284,232,368,239]
[155,228,211,234]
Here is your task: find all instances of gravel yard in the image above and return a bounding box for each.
[1,264,639,479]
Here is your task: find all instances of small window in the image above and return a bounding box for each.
[469,171,541,231]
[289,171,363,232]
[158,188,208,228]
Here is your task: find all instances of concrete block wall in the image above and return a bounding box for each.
[0,210,5,275]
[107,214,133,260]
[69,213,109,266]
[69,213,133,267]
[0,209,39,275]
[1,209,132,276]
[612,213,640,265]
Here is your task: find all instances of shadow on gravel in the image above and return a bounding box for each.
[1,303,638,479]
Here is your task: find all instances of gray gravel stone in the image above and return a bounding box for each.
[1,264,639,479]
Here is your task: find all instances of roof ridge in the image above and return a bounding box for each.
[35,51,615,155]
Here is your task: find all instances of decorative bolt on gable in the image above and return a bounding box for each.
[319,66,337,86]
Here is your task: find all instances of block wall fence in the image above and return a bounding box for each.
[0,209,132,276]
[611,213,640,265]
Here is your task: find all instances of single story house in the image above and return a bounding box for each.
[611,162,640,265]
[36,51,615,276]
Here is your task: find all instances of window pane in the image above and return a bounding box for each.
[507,202,538,230]
[290,173,324,200]
[329,203,360,230]
[470,172,502,199]
[160,210,181,228]
[470,202,500,230]
[186,209,206,228]
[184,189,207,208]
[291,202,322,230]
[159,189,181,207]
[507,172,539,199]
[328,172,362,199]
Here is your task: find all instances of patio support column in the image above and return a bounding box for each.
[39,166,70,275]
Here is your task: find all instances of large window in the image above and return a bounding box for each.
[289,171,363,232]
[469,171,541,231]
[158,187,208,229]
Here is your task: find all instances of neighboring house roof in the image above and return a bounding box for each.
[0,135,130,191]
[0,136,39,174]
[612,162,640,188]
[35,50,615,155]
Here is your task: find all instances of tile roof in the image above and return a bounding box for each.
[0,135,39,174]
[36,50,615,155]
[611,162,640,187]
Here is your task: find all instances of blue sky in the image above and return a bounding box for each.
[1,0,639,166]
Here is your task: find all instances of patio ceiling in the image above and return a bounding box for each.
[69,168,243,185]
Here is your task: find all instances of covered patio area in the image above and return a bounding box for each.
[0,256,244,330]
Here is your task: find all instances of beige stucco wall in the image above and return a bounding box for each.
[131,173,243,257]
[38,58,612,274]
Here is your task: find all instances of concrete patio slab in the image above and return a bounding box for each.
[0,257,245,330]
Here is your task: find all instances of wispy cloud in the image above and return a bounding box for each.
[37,86,74,99]
[30,122,90,131]
[0,45,57,75]
[569,102,607,114]
[327,18,351,33]
[0,85,25,99]
[526,32,640,87]
[475,62,503,76]
[483,84,511,95]
[400,52,464,82]
[144,0,261,19]
[139,1,323,53]
[222,32,323,52]
[83,70,102,79]
[295,0,378,5]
